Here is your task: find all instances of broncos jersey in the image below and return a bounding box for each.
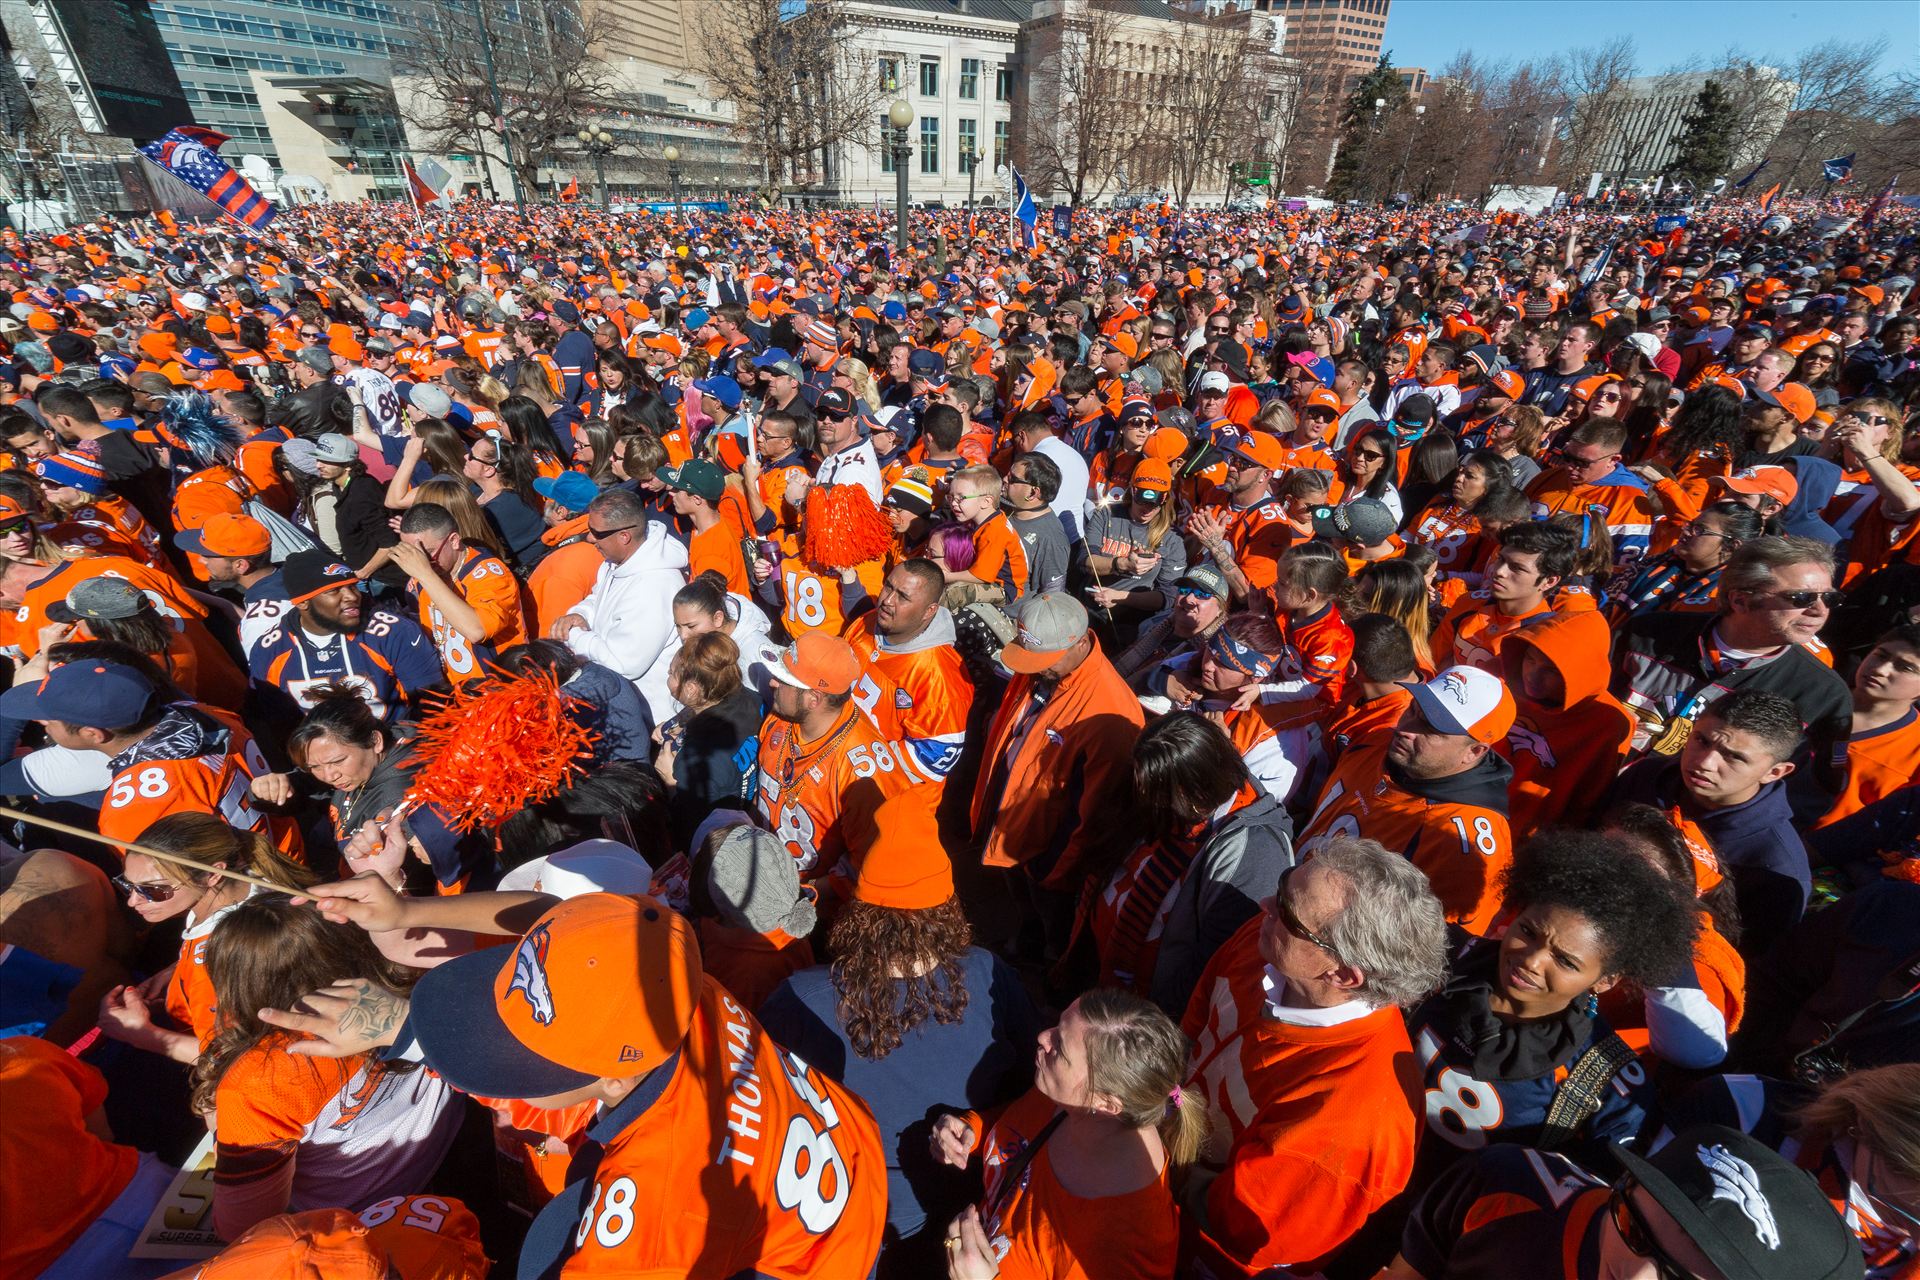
[517,978,885,1279]
[842,612,974,785]
[414,547,527,687]
[98,703,302,860]
[756,703,914,884]
[1397,1145,1612,1279]
[249,611,444,724]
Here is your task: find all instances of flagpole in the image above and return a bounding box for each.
[404,158,427,239]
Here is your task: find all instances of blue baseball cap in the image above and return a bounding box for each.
[692,376,743,410]
[881,301,908,322]
[683,307,711,331]
[907,348,944,378]
[0,660,156,730]
[532,470,599,512]
[750,347,796,369]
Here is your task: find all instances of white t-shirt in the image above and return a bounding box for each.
[1034,435,1090,542]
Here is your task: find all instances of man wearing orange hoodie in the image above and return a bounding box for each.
[1497,610,1636,834]
[527,472,603,636]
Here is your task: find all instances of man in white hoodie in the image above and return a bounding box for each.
[550,488,688,723]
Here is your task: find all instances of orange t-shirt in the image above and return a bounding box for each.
[165,892,260,1049]
[689,520,751,595]
[968,513,1029,601]
[0,1036,139,1279]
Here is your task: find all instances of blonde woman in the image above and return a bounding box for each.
[933,989,1207,1280]
[835,356,883,412]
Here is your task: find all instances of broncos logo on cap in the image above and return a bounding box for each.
[506,924,556,1025]
[1699,1144,1781,1249]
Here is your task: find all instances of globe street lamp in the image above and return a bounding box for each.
[888,97,914,256]
[576,126,615,207]
[663,144,682,215]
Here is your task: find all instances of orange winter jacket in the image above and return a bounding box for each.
[1497,610,1636,835]
[972,644,1144,889]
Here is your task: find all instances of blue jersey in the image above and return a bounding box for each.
[248,610,444,726]
[1406,938,1654,1176]
[1400,1145,1610,1279]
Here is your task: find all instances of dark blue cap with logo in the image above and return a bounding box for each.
[0,660,156,730]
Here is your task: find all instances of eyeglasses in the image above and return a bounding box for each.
[1761,588,1845,609]
[1559,449,1619,467]
[469,451,498,467]
[1609,1183,1690,1280]
[588,524,637,540]
[1150,331,1175,341]
[1274,866,1341,962]
[1351,449,1386,462]
[113,875,186,902]
[1682,522,1734,541]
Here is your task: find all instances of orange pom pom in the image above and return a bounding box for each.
[404,669,598,833]
[802,483,893,571]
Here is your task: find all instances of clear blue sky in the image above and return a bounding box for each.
[1382,0,1918,80]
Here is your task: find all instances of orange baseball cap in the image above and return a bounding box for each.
[1144,426,1189,460]
[410,893,702,1096]
[329,335,365,363]
[1227,430,1288,471]
[641,332,685,358]
[1303,387,1343,414]
[159,1203,484,1280]
[854,789,954,910]
[1714,465,1798,506]
[760,632,861,696]
[0,494,31,525]
[1755,381,1816,425]
[176,512,272,559]
[1130,457,1175,499]
[1488,369,1527,399]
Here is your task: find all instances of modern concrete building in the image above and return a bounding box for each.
[1576,67,1794,186]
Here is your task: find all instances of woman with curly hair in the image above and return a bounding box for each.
[1401,831,1698,1182]
[758,790,1042,1275]
[194,895,460,1240]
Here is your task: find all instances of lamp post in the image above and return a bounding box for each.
[471,109,498,202]
[576,126,614,207]
[888,97,914,256]
[962,146,982,215]
[1394,104,1425,202]
[663,144,682,214]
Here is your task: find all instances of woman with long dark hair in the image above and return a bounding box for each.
[1407,448,1514,575]
[497,393,569,477]
[1607,499,1763,621]
[1337,425,1403,522]
[1628,384,1746,555]
[759,791,1042,1275]
[194,895,458,1240]
[463,429,547,571]
[1076,712,1293,1016]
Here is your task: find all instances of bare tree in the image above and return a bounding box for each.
[1555,37,1639,185]
[699,0,884,201]
[1019,0,1146,207]
[1771,40,1891,190]
[1476,59,1570,200]
[1145,12,1269,206]
[392,0,620,200]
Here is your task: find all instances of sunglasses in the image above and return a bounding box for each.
[1761,588,1845,609]
[1351,449,1386,462]
[1682,522,1734,540]
[1133,488,1166,503]
[1609,1183,1690,1280]
[1274,866,1341,962]
[114,875,189,902]
[588,523,637,540]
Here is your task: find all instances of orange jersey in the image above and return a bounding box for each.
[775,541,884,639]
[214,1040,457,1219]
[1432,593,1553,676]
[418,547,527,686]
[1815,708,1920,830]
[545,979,885,1279]
[1180,918,1423,1272]
[755,703,915,884]
[67,494,161,560]
[165,892,261,1049]
[964,1088,1177,1280]
[689,520,752,595]
[843,612,975,785]
[98,705,303,862]
[1296,735,1513,934]
[967,513,1029,601]
[14,554,205,659]
[1407,500,1483,572]
[1209,496,1294,592]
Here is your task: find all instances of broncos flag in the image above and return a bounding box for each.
[1010,165,1039,248]
[139,126,276,229]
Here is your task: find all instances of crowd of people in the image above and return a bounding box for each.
[0,188,1917,1280]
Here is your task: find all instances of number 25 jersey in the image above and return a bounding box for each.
[524,978,885,1280]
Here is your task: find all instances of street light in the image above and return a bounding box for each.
[1395,104,1425,202]
[471,108,498,202]
[888,97,914,256]
[962,146,982,214]
[663,144,682,215]
[576,125,614,207]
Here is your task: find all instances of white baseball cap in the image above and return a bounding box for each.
[497,839,656,899]
[1405,665,1517,745]
[1197,371,1231,394]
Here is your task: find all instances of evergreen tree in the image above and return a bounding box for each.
[1328,54,1411,201]
[1669,79,1739,190]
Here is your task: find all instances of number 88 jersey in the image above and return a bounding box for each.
[534,979,885,1279]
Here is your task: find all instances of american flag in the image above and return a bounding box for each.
[139,126,277,229]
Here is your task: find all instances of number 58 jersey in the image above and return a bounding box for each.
[527,978,885,1280]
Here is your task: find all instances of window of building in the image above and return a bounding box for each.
[880,113,897,172]
[958,117,977,170]
[995,64,1012,101]
[920,116,939,173]
[879,56,900,92]
[960,58,979,99]
[993,119,1009,169]
[919,58,939,97]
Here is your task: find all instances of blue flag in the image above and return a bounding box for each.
[1732,159,1769,189]
[1010,165,1038,247]
[1823,154,1855,185]
[139,125,276,228]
